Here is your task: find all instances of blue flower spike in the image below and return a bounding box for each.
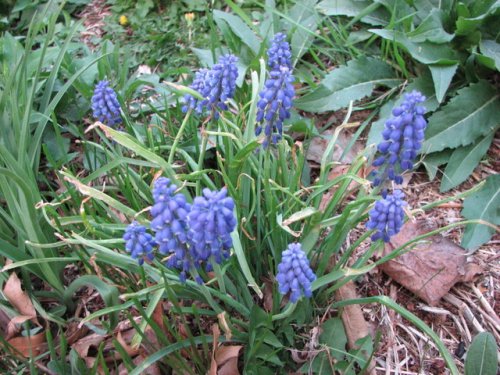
[123,221,155,265]
[182,54,238,119]
[366,190,407,242]
[182,68,210,114]
[188,187,237,269]
[371,90,427,186]
[255,66,295,147]
[267,32,292,71]
[276,243,316,303]
[150,177,193,282]
[91,80,122,126]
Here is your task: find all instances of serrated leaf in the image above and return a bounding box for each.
[440,132,494,192]
[455,1,500,36]
[429,64,458,103]
[317,0,390,26]
[422,150,452,180]
[461,174,500,250]
[287,0,320,64]
[407,9,455,43]
[423,80,500,153]
[213,10,260,54]
[465,332,498,375]
[478,39,500,71]
[369,29,458,65]
[295,56,401,113]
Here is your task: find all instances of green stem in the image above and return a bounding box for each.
[196,120,212,195]
[168,109,192,165]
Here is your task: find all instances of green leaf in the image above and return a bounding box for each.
[295,56,401,113]
[63,275,120,330]
[213,10,260,54]
[440,132,494,192]
[478,39,500,71]
[407,9,454,43]
[461,174,500,250]
[288,0,320,64]
[422,150,452,180]
[423,80,500,153]
[455,1,500,36]
[369,29,458,65]
[465,332,498,375]
[317,0,390,26]
[320,318,347,361]
[429,64,458,103]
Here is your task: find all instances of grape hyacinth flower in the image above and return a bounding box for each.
[267,33,292,71]
[371,91,427,186]
[255,66,295,147]
[366,190,407,242]
[182,68,209,114]
[91,80,122,126]
[182,54,238,118]
[150,177,193,282]
[187,187,236,270]
[123,221,155,265]
[276,243,316,303]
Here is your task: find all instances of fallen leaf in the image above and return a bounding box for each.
[335,281,376,375]
[209,324,220,375]
[216,345,242,375]
[6,315,36,340]
[6,331,46,357]
[131,355,161,375]
[3,273,39,326]
[0,308,11,334]
[66,321,89,345]
[380,221,483,306]
[72,333,107,358]
[217,312,232,341]
[116,330,139,357]
[307,130,363,165]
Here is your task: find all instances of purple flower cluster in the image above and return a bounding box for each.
[150,178,192,281]
[182,54,238,119]
[366,190,407,242]
[267,33,292,70]
[123,178,237,283]
[123,221,155,265]
[91,80,122,126]
[276,243,316,303]
[188,188,237,267]
[256,67,295,147]
[371,91,427,186]
[255,33,295,147]
[182,68,209,114]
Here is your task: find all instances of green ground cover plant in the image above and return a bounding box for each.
[0,0,498,374]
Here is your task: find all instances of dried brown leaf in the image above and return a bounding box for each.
[66,321,89,345]
[217,312,232,341]
[209,324,220,375]
[7,331,46,358]
[6,315,36,340]
[216,345,242,375]
[116,330,139,357]
[307,131,363,165]
[72,333,107,358]
[335,281,376,375]
[380,221,483,306]
[3,273,39,326]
